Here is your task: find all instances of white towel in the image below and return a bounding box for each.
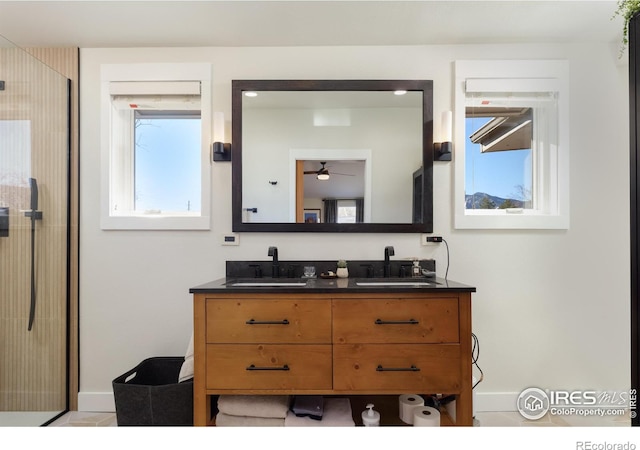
[178,333,194,383]
[215,412,285,427]
[285,398,355,427]
[217,395,290,419]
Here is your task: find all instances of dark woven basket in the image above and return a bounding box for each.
[112,357,193,426]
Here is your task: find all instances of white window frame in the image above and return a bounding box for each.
[100,63,212,230]
[454,60,570,229]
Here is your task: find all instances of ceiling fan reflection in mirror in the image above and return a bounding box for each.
[303,162,354,181]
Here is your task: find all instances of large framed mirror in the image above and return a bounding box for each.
[231,80,433,232]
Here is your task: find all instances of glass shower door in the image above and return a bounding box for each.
[0,36,70,426]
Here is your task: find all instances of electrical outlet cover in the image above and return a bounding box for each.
[421,234,440,246]
[221,234,240,246]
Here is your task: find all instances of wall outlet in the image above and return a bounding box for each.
[221,233,240,246]
[421,234,442,246]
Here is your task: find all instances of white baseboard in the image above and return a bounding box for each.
[77,390,518,414]
[475,392,518,412]
[77,392,115,412]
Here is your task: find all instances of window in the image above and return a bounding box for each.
[321,198,364,223]
[0,120,31,185]
[133,110,201,213]
[100,64,211,230]
[337,199,356,223]
[454,60,569,229]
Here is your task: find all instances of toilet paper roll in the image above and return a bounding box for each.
[413,406,440,427]
[399,394,425,424]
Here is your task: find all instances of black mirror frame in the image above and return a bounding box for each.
[231,79,434,233]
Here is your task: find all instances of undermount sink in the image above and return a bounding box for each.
[356,281,432,287]
[228,281,308,287]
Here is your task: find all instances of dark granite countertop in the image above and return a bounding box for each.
[189,276,476,294]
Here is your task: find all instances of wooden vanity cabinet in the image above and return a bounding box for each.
[193,291,473,426]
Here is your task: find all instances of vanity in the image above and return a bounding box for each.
[191,78,470,425]
[190,276,475,426]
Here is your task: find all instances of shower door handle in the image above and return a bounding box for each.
[0,207,8,237]
[24,178,43,331]
[23,177,43,221]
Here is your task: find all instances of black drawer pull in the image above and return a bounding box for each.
[246,364,290,371]
[245,319,290,325]
[375,318,419,325]
[376,364,420,372]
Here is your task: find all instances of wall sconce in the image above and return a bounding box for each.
[212,112,231,162]
[435,110,452,162]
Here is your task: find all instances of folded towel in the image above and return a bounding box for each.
[216,413,285,427]
[178,333,194,383]
[178,357,193,383]
[217,395,290,419]
[285,398,355,427]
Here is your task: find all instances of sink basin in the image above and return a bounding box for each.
[356,281,432,287]
[228,281,307,287]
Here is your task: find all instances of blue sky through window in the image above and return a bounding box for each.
[134,117,201,212]
[465,117,531,203]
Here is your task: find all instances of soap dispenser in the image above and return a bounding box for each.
[362,403,380,426]
[411,258,422,277]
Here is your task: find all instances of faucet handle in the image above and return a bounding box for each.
[360,264,375,278]
[287,264,299,278]
[399,264,413,278]
[248,264,262,278]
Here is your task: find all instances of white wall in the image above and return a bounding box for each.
[78,43,630,412]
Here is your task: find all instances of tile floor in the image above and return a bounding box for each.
[39,409,633,450]
[2,409,624,450]
[46,410,631,427]
[475,410,631,427]
[48,411,118,427]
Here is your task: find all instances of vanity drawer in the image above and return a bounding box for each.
[206,344,332,390]
[333,344,461,392]
[206,298,331,344]
[332,298,459,344]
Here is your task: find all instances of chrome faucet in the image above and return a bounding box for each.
[384,246,395,277]
[268,246,279,278]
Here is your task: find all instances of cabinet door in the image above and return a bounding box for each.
[206,344,332,390]
[333,298,459,344]
[206,298,331,343]
[333,344,461,393]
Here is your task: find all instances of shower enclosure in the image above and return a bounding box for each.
[0,36,72,426]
